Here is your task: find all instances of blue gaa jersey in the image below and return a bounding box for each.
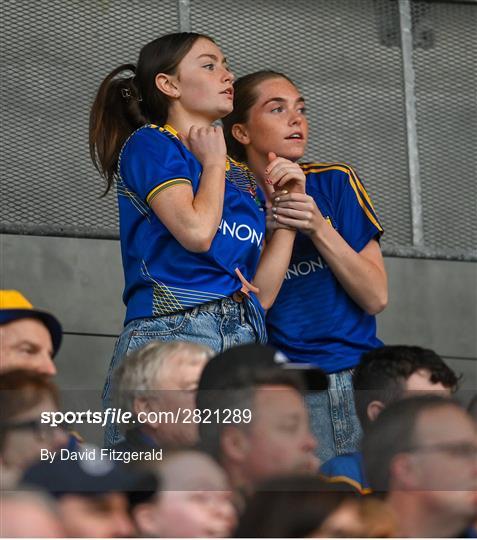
[266,162,383,373]
[320,451,372,495]
[117,124,265,324]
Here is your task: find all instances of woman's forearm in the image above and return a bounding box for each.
[253,228,297,310]
[311,224,388,314]
[189,163,226,248]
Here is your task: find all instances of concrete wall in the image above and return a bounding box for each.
[2,234,476,405]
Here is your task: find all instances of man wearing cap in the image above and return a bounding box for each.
[0,290,62,376]
[22,449,157,537]
[196,344,328,499]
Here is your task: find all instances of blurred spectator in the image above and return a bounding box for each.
[0,491,66,538]
[22,452,157,538]
[0,370,69,488]
[321,345,458,493]
[235,475,349,537]
[134,449,237,537]
[354,346,458,432]
[312,497,397,538]
[113,341,212,453]
[237,476,396,537]
[197,344,327,499]
[362,395,477,537]
[0,290,62,376]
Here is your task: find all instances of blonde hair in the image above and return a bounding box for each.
[113,341,212,414]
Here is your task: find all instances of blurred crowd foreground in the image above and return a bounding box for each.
[0,290,476,537]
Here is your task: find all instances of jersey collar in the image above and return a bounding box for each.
[163,123,231,170]
[163,123,179,138]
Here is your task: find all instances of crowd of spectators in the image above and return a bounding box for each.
[1,289,476,538]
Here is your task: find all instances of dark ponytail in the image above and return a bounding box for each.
[89,64,146,194]
[223,71,295,163]
[89,33,214,195]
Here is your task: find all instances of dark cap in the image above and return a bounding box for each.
[198,344,328,392]
[0,290,63,357]
[22,445,157,505]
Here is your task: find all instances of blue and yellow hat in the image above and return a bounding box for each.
[0,290,63,356]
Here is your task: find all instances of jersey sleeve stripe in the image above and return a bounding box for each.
[146,178,192,205]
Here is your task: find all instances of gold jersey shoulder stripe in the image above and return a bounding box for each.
[300,161,351,170]
[347,173,383,232]
[300,163,383,232]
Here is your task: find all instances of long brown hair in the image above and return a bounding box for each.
[222,70,295,163]
[89,33,214,194]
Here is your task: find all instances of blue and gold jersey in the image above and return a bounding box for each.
[320,451,371,495]
[117,124,265,324]
[266,163,383,373]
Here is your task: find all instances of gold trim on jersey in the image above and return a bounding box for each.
[157,123,232,171]
[322,474,373,495]
[146,178,192,205]
[300,162,383,233]
[163,123,179,138]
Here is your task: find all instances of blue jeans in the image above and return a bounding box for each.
[306,369,362,464]
[102,296,266,447]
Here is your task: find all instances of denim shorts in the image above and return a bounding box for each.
[102,295,266,447]
[305,368,362,464]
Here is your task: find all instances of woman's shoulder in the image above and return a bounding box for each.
[120,124,182,163]
[299,161,357,177]
[299,161,365,206]
[301,161,362,192]
[123,124,173,148]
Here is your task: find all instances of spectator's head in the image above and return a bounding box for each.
[22,451,157,538]
[0,491,66,537]
[197,344,325,492]
[222,70,305,163]
[0,290,62,376]
[236,475,396,537]
[134,449,237,538]
[0,370,68,487]
[55,492,135,538]
[313,496,398,538]
[235,475,354,537]
[362,395,477,537]
[114,340,212,447]
[354,345,459,431]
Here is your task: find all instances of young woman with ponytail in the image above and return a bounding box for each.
[89,35,300,446]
